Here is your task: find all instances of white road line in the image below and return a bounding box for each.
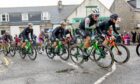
[60,60,80,69]
[3,57,10,66]
[94,63,116,84]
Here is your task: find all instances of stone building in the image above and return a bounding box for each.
[110,0,140,32]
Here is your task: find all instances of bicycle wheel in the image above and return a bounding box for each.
[45,44,55,59]
[10,46,16,57]
[19,47,26,59]
[37,46,43,54]
[28,47,37,61]
[59,46,69,61]
[88,47,95,62]
[111,43,130,64]
[93,45,114,68]
[136,44,140,56]
[70,45,84,64]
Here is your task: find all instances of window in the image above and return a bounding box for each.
[10,13,21,22]
[22,13,28,21]
[0,13,9,22]
[41,12,50,20]
[29,12,41,21]
[1,30,6,35]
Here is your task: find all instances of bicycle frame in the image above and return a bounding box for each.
[25,41,32,53]
[105,36,119,51]
[78,38,101,56]
[57,40,63,51]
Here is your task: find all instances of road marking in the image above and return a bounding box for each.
[94,63,116,84]
[3,57,10,66]
[0,56,13,74]
[60,60,81,69]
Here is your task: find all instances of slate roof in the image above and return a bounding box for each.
[0,5,78,25]
[127,0,136,8]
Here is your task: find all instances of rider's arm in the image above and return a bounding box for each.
[96,26,102,35]
[30,29,33,40]
[112,24,119,35]
[85,18,90,29]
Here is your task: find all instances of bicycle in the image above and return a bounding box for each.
[19,40,37,61]
[37,38,48,54]
[45,37,70,61]
[105,35,130,64]
[70,34,114,68]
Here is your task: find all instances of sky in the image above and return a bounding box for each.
[0,0,114,9]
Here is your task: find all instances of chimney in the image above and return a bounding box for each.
[136,0,140,8]
[58,0,63,10]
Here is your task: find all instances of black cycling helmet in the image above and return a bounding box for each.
[110,14,119,20]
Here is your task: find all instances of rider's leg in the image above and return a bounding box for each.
[103,39,108,46]
[84,36,91,49]
[21,41,26,48]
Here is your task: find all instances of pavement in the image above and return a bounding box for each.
[0,46,139,84]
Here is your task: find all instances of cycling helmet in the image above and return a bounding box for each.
[28,23,33,27]
[92,8,100,15]
[60,21,67,26]
[110,14,119,20]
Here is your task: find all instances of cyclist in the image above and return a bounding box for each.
[97,14,120,44]
[97,14,121,54]
[14,34,20,47]
[78,9,100,60]
[21,23,34,49]
[2,31,13,53]
[38,30,45,53]
[51,21,71,53]
[2,31,13,43]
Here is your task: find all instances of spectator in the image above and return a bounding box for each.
[131,30,137,44]
[137,32,140,43]
[14,34,20,47]
[121,34,124,44]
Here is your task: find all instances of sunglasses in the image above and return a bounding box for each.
[94,14,100,17]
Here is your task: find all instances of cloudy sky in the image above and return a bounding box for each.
[0,0,114,9]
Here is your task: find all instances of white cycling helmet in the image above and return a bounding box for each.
[60,21,67,26]
[92,8,100,15]
[28,23,33,27]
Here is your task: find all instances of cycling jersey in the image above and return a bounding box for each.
[2,34,13,42]
[97,20,119,36]
[22,27,33,41]
[52,26,65,40]
[38,33,44,43]
[79,14,97,30]
[52,26,71,41]
[79,14,97,38]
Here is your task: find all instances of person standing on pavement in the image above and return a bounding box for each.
[137,32,140,43]
[131,30,137,44]
[14,34,20,47]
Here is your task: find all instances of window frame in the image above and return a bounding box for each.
[41,12,50,20]
[0,13,9,22]
[22,13,29,21]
